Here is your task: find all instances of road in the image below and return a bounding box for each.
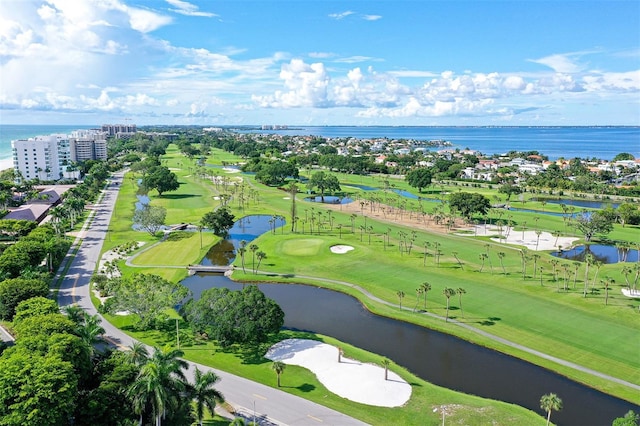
[56,172,366,426]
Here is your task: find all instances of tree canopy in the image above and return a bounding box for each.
[449,192,491,219]
[105,273,189,330]
[142,165,180,196]
[0,277,49,320]
[133,204,167,236]
[572,210,614,242]
[201,207,235,236]
[308,171,341,200]
[185,285,284,348]
[405,168,432,193]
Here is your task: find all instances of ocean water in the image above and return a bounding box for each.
[246,126,640,161]
[0,124,94,170]
[1,125,638,166]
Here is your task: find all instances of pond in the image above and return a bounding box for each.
[182,215,639,425]
[199,215,284,266]
[304,195,353,204]
[182,276,638,425]
[532,197,620,210]
[345,183,378,191]
[552,244,639,264]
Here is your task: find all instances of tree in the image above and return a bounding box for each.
[497,251,507,275]
[128,346,189,426]
[572,210,614,242]
[271,361,286,387]
[540,393,563,426]
[185,285,284,348]
[201,206,235,236]
[396,290,405,309]
[617,203,640,227]
[191,368,225,426]
[143,165,180,196]
[133,204,167,236]
[381,358,390,380]
[443,287,456,322]
[0,350,77,426]
[613,152,635,161]
[406,168,432,193]
[308,171,341,201]
[256,251,267,273]
[288,181,298,232]
[420,282,431,311]
[498,183,522,201]
[612,410,640,426]
[0,277,49,320]
[456,287,466,317]
[12,296,59,323]
[107,273,189,330]
[449,192,491,219]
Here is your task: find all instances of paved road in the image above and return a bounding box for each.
[56,172,366,426]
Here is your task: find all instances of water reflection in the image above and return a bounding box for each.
[552,244,639,264]
[304,196,353,204]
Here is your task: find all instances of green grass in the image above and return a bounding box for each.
[100,314,544,426]
[101,146,640,423]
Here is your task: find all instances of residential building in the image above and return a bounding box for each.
[69,129,108,161]
[12,134,70,181]
[101,123,137,137]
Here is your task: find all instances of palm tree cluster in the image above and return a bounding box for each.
[126,343,225,426]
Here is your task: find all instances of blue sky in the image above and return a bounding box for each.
[1,0,639,125]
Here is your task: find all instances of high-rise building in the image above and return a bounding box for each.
[12,128,108,182]
[101,123,137,137]
[69,129,108,162]
[12,134,71,181]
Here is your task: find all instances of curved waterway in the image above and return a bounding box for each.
[182,215,639,425]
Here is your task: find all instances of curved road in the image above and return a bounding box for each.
[56,172,366,426]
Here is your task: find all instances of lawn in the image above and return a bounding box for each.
[104,146,640,417]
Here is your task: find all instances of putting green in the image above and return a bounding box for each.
[280,238,324,256]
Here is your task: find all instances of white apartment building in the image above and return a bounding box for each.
[12,134,71,181]
[69,129,108,162]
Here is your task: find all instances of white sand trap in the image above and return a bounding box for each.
[622,288,640,298]
[283,196,291,200]
[266,339,411,407]
[330,245,354,254]
[222,167,240,173]
[484,225,578,251]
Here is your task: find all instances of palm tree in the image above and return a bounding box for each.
[77,314,106,355]
[126,342,150,366]
[456,287,466,317]
[414,287,423,312]
[128,346,188,426]
[443,287,456,322]
[478,253,487,272]
[256,251,267,273]
[271,361,286,387]
[191,367,225,426]
[540,393,563,426]
[452,251,464,269]
[381,358,390,380]
[497,251,507,275]
[420,282,432,311]
[249,244,258,273]
[396,290,405,309]
[532,254,541,278]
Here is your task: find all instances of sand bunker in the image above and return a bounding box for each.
[330,245,354,254]
[266,339,411,407]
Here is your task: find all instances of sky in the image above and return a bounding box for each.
[1,0,639,126]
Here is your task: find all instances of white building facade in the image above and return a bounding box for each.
[12,134,71,181]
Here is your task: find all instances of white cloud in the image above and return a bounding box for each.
[329,11,355,20]
[126,7,172,33]
[253,59,330,108]
[363,15,382,21]
[166,0,216,17]
[529,53,585,73]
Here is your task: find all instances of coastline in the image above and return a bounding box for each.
[0,158,13,172]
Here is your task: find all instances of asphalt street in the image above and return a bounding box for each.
[55,172,366,426]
